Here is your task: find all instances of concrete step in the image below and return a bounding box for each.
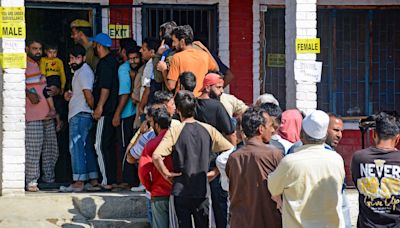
[89,218,149,228]
[72,191,148,220]
[0,191,149,227]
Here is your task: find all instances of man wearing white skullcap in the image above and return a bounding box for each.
[268,110,346,228]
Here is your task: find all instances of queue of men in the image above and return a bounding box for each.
[24,18,400,228]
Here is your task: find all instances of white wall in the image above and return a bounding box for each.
[0,0,26,195]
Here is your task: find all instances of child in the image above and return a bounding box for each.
[40,44,66,131]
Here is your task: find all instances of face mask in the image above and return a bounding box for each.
[71,62,84,71]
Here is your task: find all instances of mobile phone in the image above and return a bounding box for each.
[28,88,37,94]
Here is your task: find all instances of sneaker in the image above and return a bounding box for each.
[130,184,145,192]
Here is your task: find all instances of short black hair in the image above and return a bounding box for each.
[172,25,194,45]
[154,91,174,104]
[70,44,86,57]
[160,21,177,46]
[127,45,141,55]
[260,103,282,118]
[241,107,268,138]
[375,111,400,140]
[179,72,196,92]
[26,39,42,47]
[175,90,196,118]
[142,37,159,52]
[152,107,172,129]
[45,43,58,51]
[120,38,137,51]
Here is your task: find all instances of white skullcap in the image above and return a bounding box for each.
[302,110,329,140]
[255,93,279,106]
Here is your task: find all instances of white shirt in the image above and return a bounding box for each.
[68,63,94,120]
[140,59,153,100]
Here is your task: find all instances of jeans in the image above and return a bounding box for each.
[69,112,98,181]
[151,197,169,228]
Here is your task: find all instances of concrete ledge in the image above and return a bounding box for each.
[72,192,147,219]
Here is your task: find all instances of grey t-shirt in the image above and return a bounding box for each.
[68,63,94,120]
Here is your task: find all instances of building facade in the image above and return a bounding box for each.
[0,0,399,194]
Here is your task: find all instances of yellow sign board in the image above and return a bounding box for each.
[0,53,27,68]
[0,7,25,23]
[296,38,320,54]
[267,53,285,68]
[0,23,25,38]
[108,24,130,39]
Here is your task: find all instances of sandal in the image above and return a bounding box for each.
[26,184,40,192]
[84,183,101,192]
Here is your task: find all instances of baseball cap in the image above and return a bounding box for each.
[201,73,224,92]
[90,33,112,48]
[70,19,91,28]
[302,110,330,140]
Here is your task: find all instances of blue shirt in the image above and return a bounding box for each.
[118,61,136,118]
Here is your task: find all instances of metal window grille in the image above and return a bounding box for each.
[262,8,286,109]
[317,9,400,116]
[141,4,218,53]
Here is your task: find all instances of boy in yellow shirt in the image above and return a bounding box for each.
[40,44,66,131]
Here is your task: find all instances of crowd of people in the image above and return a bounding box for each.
[24,18,400,228]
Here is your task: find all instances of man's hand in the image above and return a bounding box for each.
[47,85,60,96]
[112,114,121,127]
[157,40,167,55]
[140,121,149,134]
[207,168,220,182]
[64,90,72,101]
[162,171,182,184]
[271,195,282,212]
[156,61,167,72]
[26,92,40,104]
[93,106,103,120]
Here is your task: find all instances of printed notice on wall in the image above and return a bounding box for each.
[108,24,130,39]
[0,7,25,23]
[267,53,285,68]
[0,53,27,69]
[296,38,320,54]
[0,7,25,38]
[294,60,322,83]
[0,23,25,38]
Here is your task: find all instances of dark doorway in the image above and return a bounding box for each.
[25,3,101,184]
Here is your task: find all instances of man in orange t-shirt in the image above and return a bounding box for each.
[157,25,218,97]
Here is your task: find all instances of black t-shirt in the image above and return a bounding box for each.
[93,54,119,117]
[195,98,234,135]
[351,147,400,228]
[172,122,213,198]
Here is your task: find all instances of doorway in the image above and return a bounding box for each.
[25,2,101,184]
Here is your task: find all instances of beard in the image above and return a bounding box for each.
[71,62,84,71]
[209,90,221,100]
[130,62,142,72]
[28,52,42,62]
